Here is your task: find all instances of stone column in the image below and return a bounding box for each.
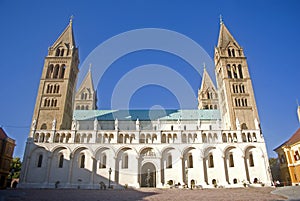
[67,154,74,187]
[44,154,52,187]
[198,156,205,185]
[90,156,96,188]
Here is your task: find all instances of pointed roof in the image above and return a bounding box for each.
[51,19,76,48]
[199,67,216,92]
[77,68,95,94]
[217,22,240,48]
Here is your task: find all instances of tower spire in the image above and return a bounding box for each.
[217,21,240,49]
[219,14,223,24]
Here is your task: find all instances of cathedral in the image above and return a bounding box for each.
[19,19,272,189]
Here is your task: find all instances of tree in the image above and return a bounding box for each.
[8,157,22,179]
[269,157,280,181]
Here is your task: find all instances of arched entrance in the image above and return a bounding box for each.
[140,162,156,187]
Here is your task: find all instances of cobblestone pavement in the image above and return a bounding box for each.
[0,187,288,201]
[272,186,300,201]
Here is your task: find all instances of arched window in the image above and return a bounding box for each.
[55,49,60,56]
[242,133,247,142]
[238,65,243,78]
[244,99,248,106]
[46,84,51,93]
[85,105,89,110]
[60,49,65,56]
[167,154,172,168]
[80,105,84,110]
[214,105,217,109]
[249,153,254,167]
[53,65,60,79]
[241,123,248,130]
[233,65,238,78]
[161,134,166,143]
[228,48,232,57]
[235,98,238,107]
[100,154,106,169]
[240,84,245,93]
[188,154,193,168]
[122,153,128,169]
[229,153,234,167]
[232,85,236,93]
[80,154,85,168]
[41,123,47,130]
[222,133,227,142]
[208,154,214,168]
[227,64,232,78]
[37,154,43,168]
[171,125,173,131]
[55,85,60,93]
[58,154,64,168]
[76,105,80,110]
[81,93,85,100]
[59,65,66,78]
[231,49,235,57]
[184,125,186,130]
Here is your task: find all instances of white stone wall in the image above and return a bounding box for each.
[19,122,272,189]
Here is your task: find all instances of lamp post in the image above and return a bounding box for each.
[108,167,112,188]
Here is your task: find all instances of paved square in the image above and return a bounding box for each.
[0,188,287,201]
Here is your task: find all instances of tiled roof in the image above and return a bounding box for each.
[74,109,221,121]
[274,128,300,151]
[286,128,300,146]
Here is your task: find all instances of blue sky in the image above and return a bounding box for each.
[0,0,299,158]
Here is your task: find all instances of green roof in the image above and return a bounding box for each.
[74,109,220,121]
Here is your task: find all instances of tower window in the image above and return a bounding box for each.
[59,65,66,78]
[46,65,54,78]
[60,49,65,57]
[233,65,238,78]
[238,65,243,78]
[53,65,60,79]
[231,49,235,57]
[227,64,232,78]
[55,49,60,56]
[228,49,232,57]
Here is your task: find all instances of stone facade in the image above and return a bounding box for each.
[19,20,272,189]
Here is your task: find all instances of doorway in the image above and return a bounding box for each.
[140,162,156,187]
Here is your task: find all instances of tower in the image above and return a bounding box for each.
[198,66,219,110]
[30,20,79,131]
[74,67,97,110]
[214,21,260,130]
